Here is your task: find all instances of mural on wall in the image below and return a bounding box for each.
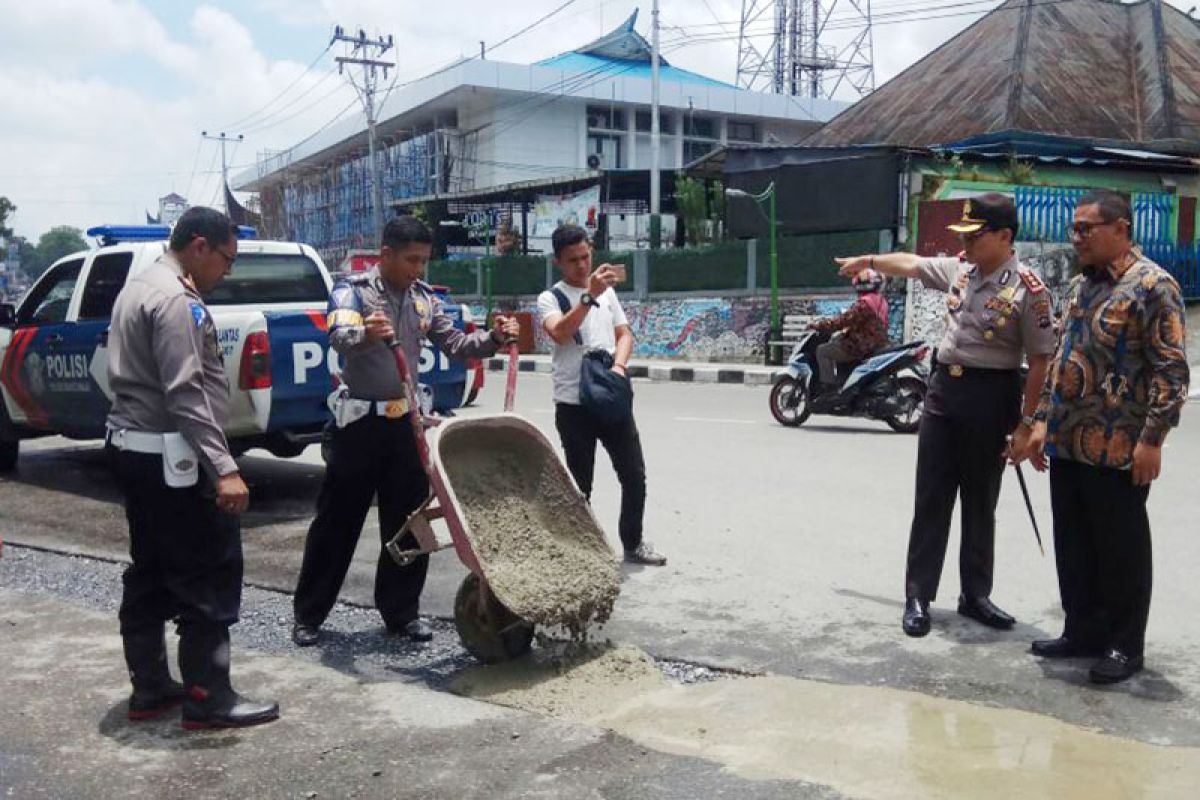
[905,243,1077,347]
[486,291,907,363]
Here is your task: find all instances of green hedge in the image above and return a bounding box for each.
[425,230,880,296]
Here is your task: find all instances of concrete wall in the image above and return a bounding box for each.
[478,290,906,363]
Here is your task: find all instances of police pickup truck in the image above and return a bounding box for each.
[0,225,338,471]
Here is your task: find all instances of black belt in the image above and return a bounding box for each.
[937,364,1019,379]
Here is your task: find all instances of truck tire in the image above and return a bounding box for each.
[0,439,16,472]
[0,404,17,471]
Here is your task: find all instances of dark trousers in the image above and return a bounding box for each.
[554,402,646,552]
[1049,458,1152,657]
[108,446,242,642]
[905,368,1020,601]
[293,417,430,628]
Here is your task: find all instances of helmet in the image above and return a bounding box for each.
[853,268,884,294]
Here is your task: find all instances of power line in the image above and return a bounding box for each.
[217,43,334,130]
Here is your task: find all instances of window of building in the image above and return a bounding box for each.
[587,134,623,169]
[586,106,626,131]
[728,121,758,143]
[684,115,716,139]
[635,110,674,134]
[683,140,718,166]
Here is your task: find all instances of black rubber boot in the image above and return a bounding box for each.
[179,626,279,731]
[123,630,188,721]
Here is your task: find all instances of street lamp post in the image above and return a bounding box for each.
[726,182,779,344]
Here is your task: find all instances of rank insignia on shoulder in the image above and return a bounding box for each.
[1019,269,1046,294]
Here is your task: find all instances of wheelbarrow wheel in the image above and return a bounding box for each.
[454,572,534,664]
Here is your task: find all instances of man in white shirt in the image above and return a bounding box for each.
[537,225,666,566]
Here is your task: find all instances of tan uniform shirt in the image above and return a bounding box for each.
[106,252,237,480]
[916,254,1057,369]
[327,270,499,401]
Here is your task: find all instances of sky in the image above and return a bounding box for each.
[0,0,1194,241]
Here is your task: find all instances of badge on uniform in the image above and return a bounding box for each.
[414,299,431,333]
[1034,297,1052,329]
[189,302,207,328]
[998,286,1017,303]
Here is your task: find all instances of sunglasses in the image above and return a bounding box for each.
[213,247,237,266]
[1071,220,1124,240]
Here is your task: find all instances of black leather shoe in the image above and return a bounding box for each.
[1031,636,1104,659]
[128,680,188,721]
[902,598,931,637]
[387,618,433,642]
[291,623,320,647]
[182,688,280,730]
[1089,649,1144,684]
[957,595,1015,630]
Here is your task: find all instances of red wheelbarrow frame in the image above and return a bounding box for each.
[382,338,520,576]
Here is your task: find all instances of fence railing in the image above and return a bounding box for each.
[1142,241,1200,300]
[1015,186,1178,246]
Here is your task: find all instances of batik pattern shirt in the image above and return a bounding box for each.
[810,296,890,358]
[1037,250,1189,469]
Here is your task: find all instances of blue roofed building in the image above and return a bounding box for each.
[234,9,850,263]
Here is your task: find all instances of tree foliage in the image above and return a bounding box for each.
[25,226,88,279]
[0,196,15,259]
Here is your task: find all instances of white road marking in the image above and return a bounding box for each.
[673,416,759,425]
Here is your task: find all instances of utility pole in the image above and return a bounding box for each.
[331,25,394,243]
[649,0,662,250]
[202,131,244,214]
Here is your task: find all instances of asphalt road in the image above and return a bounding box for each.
[3,375,1198,796]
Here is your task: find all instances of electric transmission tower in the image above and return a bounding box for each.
[331,25,394,242]
[737,0,874,99]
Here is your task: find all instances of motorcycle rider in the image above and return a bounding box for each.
[810,268,890,393]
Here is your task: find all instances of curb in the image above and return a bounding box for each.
[485,357,778,386]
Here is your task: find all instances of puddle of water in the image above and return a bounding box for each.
[454,647,1200,799]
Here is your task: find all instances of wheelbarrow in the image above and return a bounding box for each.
[383,337,615,663]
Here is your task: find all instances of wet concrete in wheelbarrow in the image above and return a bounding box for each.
[438,421,622,641]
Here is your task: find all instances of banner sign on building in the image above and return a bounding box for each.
[533,186,601,237]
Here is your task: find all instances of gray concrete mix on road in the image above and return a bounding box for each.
[2,374,1198,796]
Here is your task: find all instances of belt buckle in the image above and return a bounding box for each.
[948,364,964,378]
[383,399,408,419]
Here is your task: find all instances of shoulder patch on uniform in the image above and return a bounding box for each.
[330,284,358,309]
[188,302,207,328]
[1018,268,1046,295]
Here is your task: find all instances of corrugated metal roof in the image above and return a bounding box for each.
[805,0,1200,152]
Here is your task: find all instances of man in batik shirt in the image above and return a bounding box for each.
[1026,190,1189,684]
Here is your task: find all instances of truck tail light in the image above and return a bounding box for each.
[239,331,272,390]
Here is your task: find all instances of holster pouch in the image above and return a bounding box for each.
[328,385,371,429]
[161,433,200,488]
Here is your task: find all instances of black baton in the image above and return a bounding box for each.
[1012,463,1045,557]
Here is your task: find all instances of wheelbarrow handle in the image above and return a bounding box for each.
[504,341,519,413]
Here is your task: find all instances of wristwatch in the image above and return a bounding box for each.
[1019,414,1037,428]
[580,293,599,308]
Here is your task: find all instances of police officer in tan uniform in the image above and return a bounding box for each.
[106,206,278,729]
[291,216,519,647]
[836,193,1056,637]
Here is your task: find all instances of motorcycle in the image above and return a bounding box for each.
[769,329,929,433]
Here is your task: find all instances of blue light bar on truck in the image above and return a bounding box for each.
[86,224,259,246]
